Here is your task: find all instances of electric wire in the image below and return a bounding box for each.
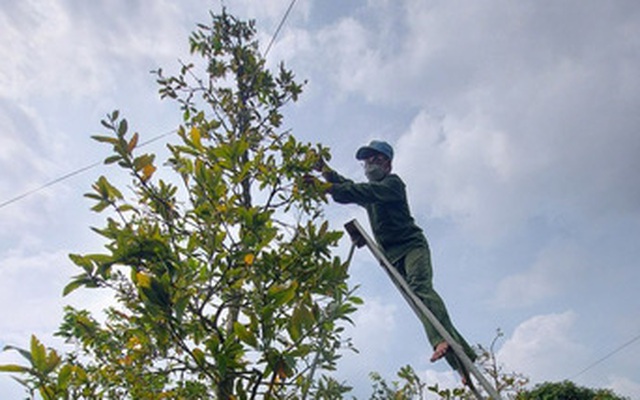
[0,161,102,209]
[0,2,298,211]
[568,331,640,380]
[263,0,297,57]
[0,129,175,210]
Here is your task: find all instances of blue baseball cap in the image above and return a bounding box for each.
[356,140,394,161]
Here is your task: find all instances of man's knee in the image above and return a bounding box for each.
[405,247,433,278]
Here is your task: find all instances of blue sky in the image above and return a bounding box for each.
[1,1,640,398]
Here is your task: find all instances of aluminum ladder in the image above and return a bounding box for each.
[344,219,503,400]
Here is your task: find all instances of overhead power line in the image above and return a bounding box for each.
[264,0,297,57]
[0,130,174,210]
[0,161,102,209]
[1,3,299,211]
[569,332,640,380]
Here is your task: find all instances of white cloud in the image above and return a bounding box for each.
[494,241,585,308]
[0,0,193,233]
[0,247,115,398]
[0,250,70,348]
[306,0,640,244]
[497,311,588,383]
[0,101,53,185]
[316,17,381,97]
[0,0,101,98]
[0,247,115,341]
[0,0,188,100]
[336,296,400,397]
[393,110,536,242]
[232,0,310,24]
[345,296,398,359]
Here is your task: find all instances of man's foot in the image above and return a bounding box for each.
[430,341,450,362]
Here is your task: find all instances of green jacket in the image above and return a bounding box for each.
[325,169,428,263]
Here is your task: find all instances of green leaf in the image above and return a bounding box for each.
[140,277,171,310]
[30,335,46,371]
[103,177,123,199]
[117,119,128,137]
[268,280,298,307]
[57,364,72,388]
[43,349,61,374]
[68,254,93,272]
[117,204,135,213]
[100,119,113,130]
[133,154,155,172]
[62,275,96,296]
[3,345,31,364]
[192,348,206,366]
[288,316,301,342]
[0,364,30,373]
[90,201,109,212]
[83,193,102,201]
[91,135,118,144]
[233,322,258,348]
[39,384,55,399]
[104,155,121,164]
[94,175,122,201]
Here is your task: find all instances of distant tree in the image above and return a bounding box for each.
[516,380,629,400]
[0,9,361,399]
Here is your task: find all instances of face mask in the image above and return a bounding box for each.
[365,163,387,182]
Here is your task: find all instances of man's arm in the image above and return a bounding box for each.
[311,156,404,206]
[321,167,350,185]
[329,175,403,206]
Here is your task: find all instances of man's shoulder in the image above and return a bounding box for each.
[379,174,406,193]
[384,173,405,186]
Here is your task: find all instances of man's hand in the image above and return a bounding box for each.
[302,174,332,194]
[309,149,327,172]
[313,156,326,172]
[302,174,319,187]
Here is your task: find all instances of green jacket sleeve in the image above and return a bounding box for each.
[322,168,349,185]
[328,173,403,206]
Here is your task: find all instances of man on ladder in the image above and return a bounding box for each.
[308,140,477,384]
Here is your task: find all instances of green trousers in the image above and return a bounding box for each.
[394,245,477,370]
